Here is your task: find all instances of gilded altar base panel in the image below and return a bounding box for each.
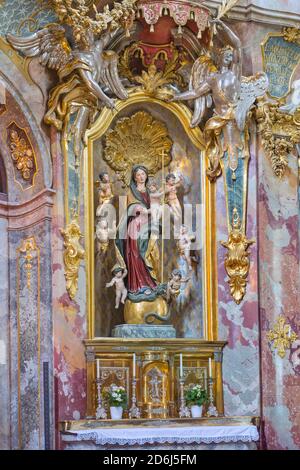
[84,338,226,420]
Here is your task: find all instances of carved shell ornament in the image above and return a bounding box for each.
[103,111,172,186]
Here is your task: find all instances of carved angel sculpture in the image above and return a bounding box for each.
[172,19,268,181]
[7,1,135,157]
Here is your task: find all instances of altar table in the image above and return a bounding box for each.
[61,417,259,450]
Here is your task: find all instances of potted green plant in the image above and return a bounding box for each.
[104,384,127,419]
[184,384,208,418]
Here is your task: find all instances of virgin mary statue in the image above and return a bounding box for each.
[115,165,168,324]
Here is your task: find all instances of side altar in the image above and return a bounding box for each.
[6,0,269,448]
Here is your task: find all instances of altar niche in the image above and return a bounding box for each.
[85,93,217,341]
[83,92,220,419]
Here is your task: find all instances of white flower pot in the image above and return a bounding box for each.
[190,405,203,418]
[110,406,123,420]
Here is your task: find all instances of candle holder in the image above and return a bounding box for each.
[95,377,107,419]
[129,377,141,419]
[206,377,218,417]
[179,378,191,418]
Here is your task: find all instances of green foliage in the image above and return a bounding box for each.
[103,384,128,409]
[184,384,208,407]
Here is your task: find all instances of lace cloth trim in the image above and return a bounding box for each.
[63,426,259,446]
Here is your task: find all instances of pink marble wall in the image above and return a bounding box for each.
[216,127,260,417]
[258,143,300,450]
[50,129,87,448]
[221,18,300,449]
[250,0,300,11]
[0,68,55,449]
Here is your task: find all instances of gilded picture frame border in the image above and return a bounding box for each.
[84,89,218,341]
[261,31,300,100]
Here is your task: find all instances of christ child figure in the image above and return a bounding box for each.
[96,171,113,217]
[177,224,196,271]
[167,269,190,303]
[106,266,128,309]
[164,173,183,219]
[147,179,164,226]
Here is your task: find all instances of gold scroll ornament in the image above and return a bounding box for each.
[119,42,188,100]
[8,124,37,186]
[267,316,297,358]
[258,26,300,178]
[19,237,38,289]
[60,220,85,300]
[256,97,300,178]
[221,208,255,304]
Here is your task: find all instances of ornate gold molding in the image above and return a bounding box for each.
[7,0,138,225]
[267,316,297,358]
[282,27,300,44]
[60,220,85,300]
[221,209,255,304]
[8,126,36,182]
[19,237,38,289]
[104,111,172,186]
[256,97,300,178]
[53,0,136,47]
[84,90,217,340]
[119,42,187,99]
[16,235,41,448]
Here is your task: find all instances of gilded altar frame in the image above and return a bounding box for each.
[84,89,218,341]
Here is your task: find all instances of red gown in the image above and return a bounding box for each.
[124,191,157,293]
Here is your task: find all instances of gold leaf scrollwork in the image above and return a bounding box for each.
[7,124,37,185]
[53,0,137,47]
[103,111,172,186]
[10,130,34,180]
[256,98,300,178]
[221,209,255,304]
[19,237,38,289]
[282,27,300,44]
[60,220,85,300]
[267,316,297,358]
[119,42,188,99]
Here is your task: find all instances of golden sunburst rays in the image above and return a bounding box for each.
[103,111,173,186]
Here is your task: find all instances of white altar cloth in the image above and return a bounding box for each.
[62,424,259,446]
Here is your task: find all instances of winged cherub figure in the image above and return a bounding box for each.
[172,18,268,181]
[7,0,136,157]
